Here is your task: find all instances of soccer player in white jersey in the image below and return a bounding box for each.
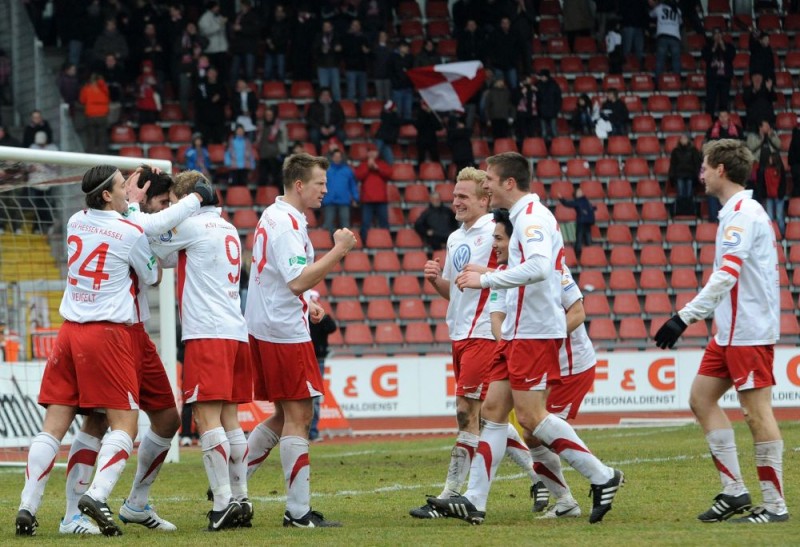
[59,166,213,534]
[430,152,622,524]
[148,170,252,531]
[655,139,788,524]
[15,165,159,537]
[489,208,598,519]
[245,153,356,528]
[411,168,539,518]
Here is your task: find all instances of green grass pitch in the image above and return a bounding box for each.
[2,421,799,545]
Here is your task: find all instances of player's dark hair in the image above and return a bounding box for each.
[138,164,172,200]
[486,152,530,192]
[702,138,754,187]
[492,208,512,238]
[82,164,118,209]
[283,153,330,190]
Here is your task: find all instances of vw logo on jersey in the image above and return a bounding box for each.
[452,243,472,272]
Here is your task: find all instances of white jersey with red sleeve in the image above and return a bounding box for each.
[441,213,497,340]
[559,265,595,376]
[60,209,158,324]
[124,194,201,323]
[148,207,248,342]
[245,197,315,343]
[481,193,566,341]
[678,189,779,346]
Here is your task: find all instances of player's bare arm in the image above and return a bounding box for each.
[287,227,356,295]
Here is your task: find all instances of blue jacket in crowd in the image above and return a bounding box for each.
[322,161,359,205]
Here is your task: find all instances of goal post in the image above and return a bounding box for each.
[0,145,179,463]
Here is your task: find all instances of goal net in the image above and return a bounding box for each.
[0,145,177,463]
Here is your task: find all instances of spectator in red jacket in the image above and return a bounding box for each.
[355,146,392,244]
[135,60,161,124]
[79,73,110,154]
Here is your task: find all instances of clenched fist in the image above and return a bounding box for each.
[333,228,357,252]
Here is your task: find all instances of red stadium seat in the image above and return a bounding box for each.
[374,250,402,272]
[147,145,173,162]
[695,222,718,242]
[286,123,308,142]
[624,158,650,180]
[343,251,372,275]
[580,180,605,200]
[573,36,597,54]
[640,269,668,291]
[255,186,280,206]
[580,247,607,268]
[426,20,451,37]
[587,55,609,73]
[699,245,716,265]
[635,136,661,158]
[404,183,430,203]
[602,74,625,91]
[612,202,640,223]
[665,224,693,243]
[391,163,416,182]
[344,121,365,139]
[336,300,365,322]
[641,201,669,222]
[344,324,373,346]
[631,115,657,134]
[560,56,584,74]
[676,94,700,113]
[420,162,445,181]
[607,179,633,200]
[644,293,672,315]
[636,178,662,200]
[578,270,606,291]
[493,138,518,154]
[689,113,712,133]
[578,136,604,159]
[522,138,548,158]
[589,319,617,341]
[619,318,648,340]
[365,228,393,249]
[392,275,421,296]
[595,158,621,178]
[549,180,574,200]
[430,299,448,320]
[606,224,633,244]
[555,204,576,222]
[607,136,632,156]
[395,228,424,248]
[331,276,359,299]
[472,140,490,160]
[119,146,144,158]
[636,224,663,243]
[398,299,427,320]
[573,75,598,94]
[671,268,698,290]
[584,294,611,316]
[535,159,561,181]
[111,125,136,144]
[262,81,287,99]
[225,186,253,207]
[277,101,301,120]
[647,94,672,113]
[363,275,391,297]
[367,299,396,321]
[670,245,697,266]
[290,81,315,99]
[630,73,655,93]
[167,124,192,144]
[610,247,637,268]
[550,137,576,157]
[375,323,404,345]
[405,322,434,344]
[781,314,800,336]
[657,74,681,94]
[309,229,333,251]
[660,114,686,134]
[640,245,668,267]
[609,270,637,291]
[566,159,591,179]
[232,209,258,229]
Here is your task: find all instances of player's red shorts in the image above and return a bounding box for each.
[507,338,562,391]
[697,339,775,392]
[486,340,511,383]
[452,338,496,400]
[38,321,139,411]
[130,323,175,411]
[250,338,322,401]
[183,338,253,404]
[547,366,595,420]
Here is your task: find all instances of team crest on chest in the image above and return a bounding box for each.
[452,243,471,272]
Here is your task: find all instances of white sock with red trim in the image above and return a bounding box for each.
[530,445,570,499]
[19,432,60,514]
[706,429,747,496]
[246,422,280,480]
[440,431,478,498]
[64,431,100,520]
[755,440,787,514]
[201,427,232,511]
[464,420,507,512]
[226,428,249,501]
[533,414,613,485]
[88,430,133,503]
[281,435,311,519]
[505,424,536,484]
[127,429,172,510]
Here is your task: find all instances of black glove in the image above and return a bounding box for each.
[193,178,217,205]
[654,314,688,349]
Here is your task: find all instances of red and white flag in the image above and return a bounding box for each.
[407,61,485,112]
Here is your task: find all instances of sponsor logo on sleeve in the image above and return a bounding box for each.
[524,224,544,242]
[289,256,307,266]
[722,226,743,247]
[146,256,156,271]
[159,230,173,242]
[490,291,498,302]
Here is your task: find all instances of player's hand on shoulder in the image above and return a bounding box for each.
[125,170,149,204]
[333,228,357,252]
[193,177,218,205]
[423,258,441,281]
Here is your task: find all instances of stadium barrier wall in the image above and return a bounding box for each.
[3,348,800,446]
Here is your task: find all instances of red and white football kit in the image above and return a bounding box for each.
[125,195,201,410]
[679,190,780,391]
[245,197,322,402]
[149,206,251,404]
[441,213,497,399]
[39,208,158,411]
[489,265,595,418]
[480,193,566,391]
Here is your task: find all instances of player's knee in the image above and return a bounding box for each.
[455,409,475,431]
[150,410,181,438]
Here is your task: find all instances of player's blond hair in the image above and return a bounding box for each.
[702,139,754,187]
[172,170,204,199]
[283,153,330,190]
[456,167,488,199]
